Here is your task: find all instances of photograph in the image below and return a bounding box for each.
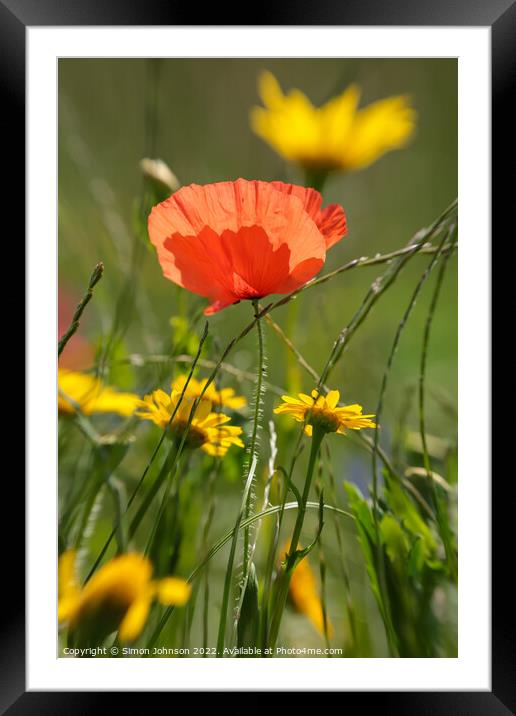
[56,57,459,660]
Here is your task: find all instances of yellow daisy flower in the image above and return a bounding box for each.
[136,389,244,456]
[171,374,247,411]
[58,369,140,417]
[58,550,191,642]
[274,389,376,436]
[283,542,333,638]
[250,71,416,173]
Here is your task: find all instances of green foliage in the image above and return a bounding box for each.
[344,470,456,657]
[237,562,261,652]
[104,339,135,390]
[170,316,200,356]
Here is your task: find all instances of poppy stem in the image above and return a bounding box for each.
[215,301,267,654]
[241,299,266,582]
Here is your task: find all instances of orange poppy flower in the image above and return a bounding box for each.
[148,178,347,315]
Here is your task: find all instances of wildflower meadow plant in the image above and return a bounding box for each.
[58,60,458,660]
[251,71,416,185]
[136,389,244,457]
[58,551,191,645]
[147,178,346,314]
[58,369,140,417]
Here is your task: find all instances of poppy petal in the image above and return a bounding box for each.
[317,203,347,248]
[271,181,347,248]
[219,226,293,298]
[148,179,341,312]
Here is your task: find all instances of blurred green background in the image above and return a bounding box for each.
[58,59,457,656]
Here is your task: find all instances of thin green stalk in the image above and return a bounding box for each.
[265,203,459,402]
[259,428,306,646]
[284,298,302,393]
[92,303,267,580]
[119,353,285,397]
[321,443,357,652]
[59,445,95,541]
[418,239,457,582]
[222,300,267,647]
[70,438,131,552]
[242,300,266,583]
[264,310,406,487]
[264,312,319,386]
[318,544,331,653]
[215,456,258,656]
[201,471,218,655]
[304,241,458,295]
[315,472,332,651]
[268,199,457,316]
[140,442,181,553]
[369,230,454,655]
[268,426,325,651]
[371,231,454,522]
[304,168,329,193]
[72,482,104,550]
[259,514,279,652]
[318,241,429,390]
[257,425,281,651]
[106,477,128,553]
[234,420,277,643]
[58,262,103,357]
[85,324,209,581]
[147,499,353,650]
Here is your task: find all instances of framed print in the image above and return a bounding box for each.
[3,0,508,708]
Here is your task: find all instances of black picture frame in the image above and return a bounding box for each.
[4,0,508,709]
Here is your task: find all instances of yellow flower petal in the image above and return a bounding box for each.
[58,594,82,623]
[280,395,306,405]
[58,550,81,623]
[58,370,139,418]
[201,413,232,428]
[218,389,247,410]
[250,72,416,173]
[283,542,333,639]
[325,390,340,409]
[275,388,375,437]
[137,385,243,456]
[118,594,152,642]
[202,443,227,456]
[58,550,78,598]
[258,70,286,109]
[171,374,246,411]
[299,393,316,405]
[156,577,191,606]
[58,551,190,642]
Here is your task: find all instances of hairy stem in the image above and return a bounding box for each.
[242,300,266,581]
